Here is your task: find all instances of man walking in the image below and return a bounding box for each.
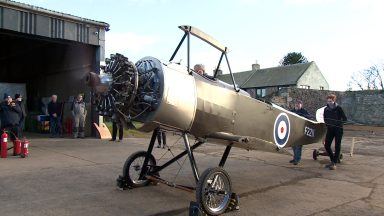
[71,94,87,138]
[289,100,310,165]
[323,94,347,170]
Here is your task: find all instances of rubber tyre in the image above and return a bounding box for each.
[122,151,156,188]
[196,167,232,215]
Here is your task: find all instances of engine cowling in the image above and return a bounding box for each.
[88,54,197,132]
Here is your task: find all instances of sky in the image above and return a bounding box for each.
[17,0,384,90]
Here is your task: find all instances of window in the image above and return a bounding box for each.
[256,88,266,97]
[299,85,310,89]
[320,86,324,90]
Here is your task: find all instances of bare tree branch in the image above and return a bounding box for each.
[375,64,384,90]
[349,64,384,90]
[351,73,364,90]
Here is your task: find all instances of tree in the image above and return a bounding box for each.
[280,52,309,66]
[348,64,384,90]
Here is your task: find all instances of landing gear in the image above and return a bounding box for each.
[196,167,232,215]
[122,151,156,188]
[117,129,239,215]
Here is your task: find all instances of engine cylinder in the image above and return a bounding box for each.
[89,54,197,131]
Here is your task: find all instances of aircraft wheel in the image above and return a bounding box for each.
[122,151,156,188]
[196,167,232,215]
[313,149,319,160]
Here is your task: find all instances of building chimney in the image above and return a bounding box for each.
[252,60,260,71]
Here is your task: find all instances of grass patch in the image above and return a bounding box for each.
[104,121,150,138]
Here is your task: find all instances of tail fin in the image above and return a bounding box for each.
[315,106,326,123]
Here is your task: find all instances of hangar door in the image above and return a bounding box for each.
[0,30,98,135]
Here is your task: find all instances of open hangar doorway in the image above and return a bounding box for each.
[0,29,99,136]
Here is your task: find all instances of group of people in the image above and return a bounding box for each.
[0,92,127,142]
[47,94,87,139]
[290,94,347,170]
[0,93,26,140]
[0,92,108,140]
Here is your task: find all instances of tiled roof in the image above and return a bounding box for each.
[218,62,313,88]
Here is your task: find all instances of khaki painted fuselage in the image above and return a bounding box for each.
[139,62,325,151]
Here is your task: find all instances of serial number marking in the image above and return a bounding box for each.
[305,126,315,138]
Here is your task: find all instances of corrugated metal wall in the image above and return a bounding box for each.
[0,1,108,136]
[0,5,103,46]
[19,10,36,34]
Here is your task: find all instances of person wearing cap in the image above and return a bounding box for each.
[289,100,310,165]
[71,94,87,138]
[14,94,27,137]
[0,93,22,140]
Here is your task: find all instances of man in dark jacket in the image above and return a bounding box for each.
[289,100,310,165]
[15,94,27,137]
[0,94,22,140]
[47,95,63,138]
[323,94,347,170]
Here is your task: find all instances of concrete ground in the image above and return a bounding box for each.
[1,129,384,216]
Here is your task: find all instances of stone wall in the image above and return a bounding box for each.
[269,88,384,126]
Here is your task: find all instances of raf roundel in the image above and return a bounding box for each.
[273,113,290,148]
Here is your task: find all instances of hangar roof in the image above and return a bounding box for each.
[0,0,109,28]
[0,0,109,45]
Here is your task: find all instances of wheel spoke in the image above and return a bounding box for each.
[127,155,154,184]
[198,169,232,214]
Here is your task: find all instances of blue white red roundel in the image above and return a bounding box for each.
[273,113,290,148]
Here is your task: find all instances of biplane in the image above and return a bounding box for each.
[87,25,326,215]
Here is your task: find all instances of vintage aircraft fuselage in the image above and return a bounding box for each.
[136,57,325,150]
[89,55,325,152]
